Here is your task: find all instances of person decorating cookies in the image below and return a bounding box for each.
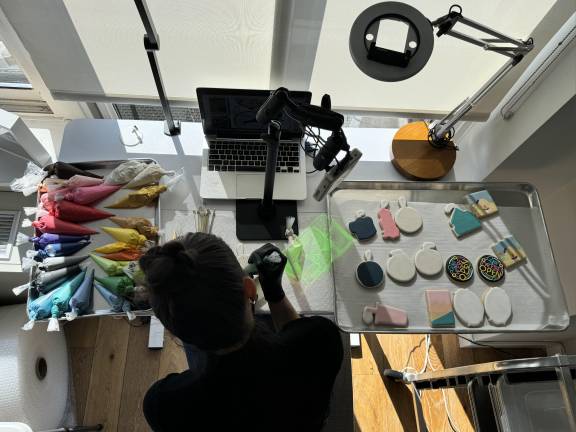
[140,233,343,432]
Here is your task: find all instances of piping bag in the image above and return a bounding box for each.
[94,282,135,320]
[101,227,148,247]
[90,254,130,276]
[44,241,91,256]
[36,265,82,288]
[283,216,305,281]
[47,269,86,331]
[39,255,89,271]
[94,241,136,254]
[95,275,134,296]
[43,199,114,223]
[56,183,122,205]
[26,241,91,262]
[22,289,60,330]
[104,160,149,185]
[36,275,74,295]
[101,250,142,261]
[16,232,90,248]
[66,174,104,188]
[43,161,102,180]
[66,268,95,320]
[26,215,98,235]
[109,216,159,239]
[124,163,174,189]
[106,170,182,209]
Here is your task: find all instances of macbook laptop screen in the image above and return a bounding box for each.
[197,88,312,139]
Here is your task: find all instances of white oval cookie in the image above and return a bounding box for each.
[394,197,423,233]
[483,287,512,326]
[414,242,443,276]
[453,289,484,327]
[386,249,416,282]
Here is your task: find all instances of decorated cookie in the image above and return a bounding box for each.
[445,203,482,238]
[466,189,498,218]
[363,304,408,327]
[483,287,512,326]
[446,254,474,282]
[356,250,384,289]
[377,201,400,240]
[453,289,484,327]
[414,242,443,276]
[394,197,423,234]
[425,289,455,328]
[348,210,377,241]
[386,249,416,283]
[477,255,505,283]
[491,236,527,268]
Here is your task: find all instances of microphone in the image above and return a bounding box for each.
[256,88,288,124]
[321,94,331,110]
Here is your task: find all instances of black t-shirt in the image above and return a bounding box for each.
[143,316,343,432]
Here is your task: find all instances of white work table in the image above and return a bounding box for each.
[59,119,456,314]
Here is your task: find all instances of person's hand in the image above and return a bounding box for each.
[248,243,287,304]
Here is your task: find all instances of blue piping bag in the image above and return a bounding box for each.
[44,241,91,256]
[23,289,59,330]
[94,282,135,320]
[17,232,90,248]
[47,270,86,332]
[66,268,94,320]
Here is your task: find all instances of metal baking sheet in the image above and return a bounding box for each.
[28,159,159,320]
[328,181,569,333]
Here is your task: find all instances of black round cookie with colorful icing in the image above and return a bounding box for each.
[445,254,474,282]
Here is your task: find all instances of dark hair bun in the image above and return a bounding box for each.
[161,241,198,267]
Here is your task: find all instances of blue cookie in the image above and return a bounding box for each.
[356,261,384,289]
[349,216,377,241]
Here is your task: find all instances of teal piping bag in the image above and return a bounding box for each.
[66,268,94,320]
[94,282,135,320]
[47,270,86,332]
[23,289,59,330]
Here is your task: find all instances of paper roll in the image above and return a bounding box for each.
[0,304,69,430]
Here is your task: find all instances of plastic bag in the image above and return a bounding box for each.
[10,162,45,196]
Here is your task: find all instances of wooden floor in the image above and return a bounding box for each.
[66,317,543,432]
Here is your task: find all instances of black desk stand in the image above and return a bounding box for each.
[236,121,299,241]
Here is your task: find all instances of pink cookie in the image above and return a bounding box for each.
[377,202,400,240]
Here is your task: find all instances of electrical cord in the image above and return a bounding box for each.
[457,335,517,358]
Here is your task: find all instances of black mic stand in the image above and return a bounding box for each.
[236,120,298,240]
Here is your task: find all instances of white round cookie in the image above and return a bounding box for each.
[453,289,484,327]
[394,198,423,233]
[483,287,512,326]
[414,242,443,276]
[386,249,416,282]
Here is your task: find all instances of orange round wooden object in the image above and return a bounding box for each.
[391,121,456,180]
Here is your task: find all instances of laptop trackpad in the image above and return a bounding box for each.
[236,174,264,198]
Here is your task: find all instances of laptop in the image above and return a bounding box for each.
[197,88,311,200]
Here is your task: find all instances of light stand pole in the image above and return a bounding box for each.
[236,120,299,241]
[133,0,181,136]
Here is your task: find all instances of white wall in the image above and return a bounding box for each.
[453,13,576,181]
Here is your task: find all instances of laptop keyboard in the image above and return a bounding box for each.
[208,140,301,173]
